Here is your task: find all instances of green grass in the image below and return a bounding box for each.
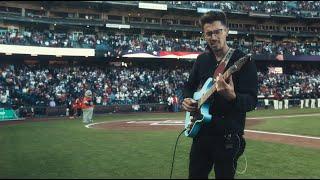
[235,140,320,179]
[0,108,319,178]
[247,107,320,117]
[247,116,320,136]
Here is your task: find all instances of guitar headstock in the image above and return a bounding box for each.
[229,53,252,74]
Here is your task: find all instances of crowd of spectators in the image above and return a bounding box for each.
[241,40,320,56]
[0,64,188,111]
[1,30,319,57]
[165,1,320,17]
[258,64,320,101]
[1,62,319,112]
[1,1,319,17]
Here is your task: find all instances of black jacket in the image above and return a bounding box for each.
[183,48,258,136]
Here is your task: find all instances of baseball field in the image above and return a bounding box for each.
[0,108,319,179]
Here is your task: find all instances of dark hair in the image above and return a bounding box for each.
[199,11,228,30]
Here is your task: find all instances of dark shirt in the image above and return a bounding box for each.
[183,48,258,136]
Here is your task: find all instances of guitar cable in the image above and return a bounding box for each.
[169,128,187,179]
[233,134,247,175]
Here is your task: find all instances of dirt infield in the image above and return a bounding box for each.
[90,118,320,149]
[1,115,319,149]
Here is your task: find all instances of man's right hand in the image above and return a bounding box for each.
[182,98,198,112]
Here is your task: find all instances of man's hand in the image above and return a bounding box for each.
[216,73,236,101]
[182,98,198,112]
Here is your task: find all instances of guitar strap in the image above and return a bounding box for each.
[211,48,235,132]
[213,48,235,79]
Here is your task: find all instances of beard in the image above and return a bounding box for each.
[209,40,227,53]
[209,43,221,52]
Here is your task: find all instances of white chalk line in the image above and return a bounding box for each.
[244,130,320,140]
[248,113,320,120]
[85,117,171,128]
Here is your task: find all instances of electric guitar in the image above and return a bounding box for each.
[184,53,252,138]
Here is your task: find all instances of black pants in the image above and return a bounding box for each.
[189,134,246,179]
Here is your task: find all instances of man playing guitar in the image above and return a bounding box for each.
[182,11,258,179]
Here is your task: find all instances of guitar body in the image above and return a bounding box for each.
[184,53,252,138]
[185,77,213,138]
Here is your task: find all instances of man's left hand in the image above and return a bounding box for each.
[216,73,236,101]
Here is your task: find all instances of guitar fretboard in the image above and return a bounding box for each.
[197,54,250,108]
[197,69,232,108]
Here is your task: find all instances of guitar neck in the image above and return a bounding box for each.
[197,54,250,108]
[198,69,232,108]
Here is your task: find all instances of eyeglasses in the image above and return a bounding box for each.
[204,29,224,38]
